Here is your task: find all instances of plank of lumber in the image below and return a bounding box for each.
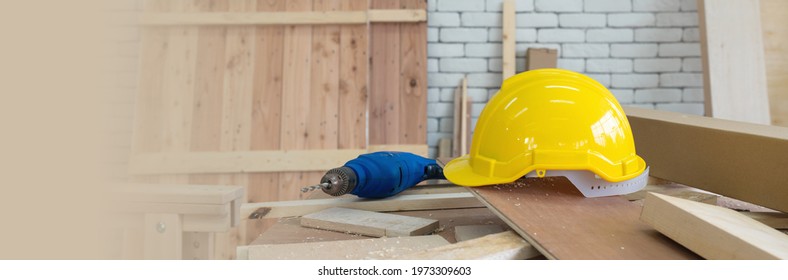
[243,192,484,220]
[112,184,244,204]
[454,225,503,242]
[760,0,788,127]
[338,0,369,152]
[698,0,770,124]
[641,193,788,259]
[300,207,439,237]
[395,231,539,260]
[460,78,469,154]
[247,0,285,204]
[399,0,428,145]
[240,235,449,260]
[251,217,369,245]
[471,177,698,259]
[501,0,515,79]
[625,107,788,213]
[117,202,230,215]
[623,183,718,205]
[139,10,427,25]
[739,212,788,230]
[369,0,401,145]
[129,146,427,174]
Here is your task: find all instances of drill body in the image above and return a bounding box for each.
[310,151,446,198]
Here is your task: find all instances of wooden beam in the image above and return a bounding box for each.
[471,177,698,259]
[395,231,540,260]
[143,213,182,260]
[641,193,788,259]
[112,184,244,204]
[239,235,448,260]
[242,192,483,220]
[698,0,770,124]
[739,212,788,230]
[128,145,428,175]
[501,0,515,79]
[139,10,426,26]
[300,207,439,237]
[367,9,426,23]
[625,107,788,213]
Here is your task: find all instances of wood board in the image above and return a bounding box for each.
[241,235,449,260]
[698,0,770,124]
[641,193,788,259]
[395,231,540,260]
[625,107,788,213]
[243,192,484,220]
[470,177,698,259]
[760,0,788,126]
[300,207,439,237]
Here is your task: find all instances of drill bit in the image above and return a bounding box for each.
[301,182,329,193]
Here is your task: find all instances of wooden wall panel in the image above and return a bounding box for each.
[338,0,368,149]
[370,0,401,145]
[131,0,427,252]
[399,0,427,144]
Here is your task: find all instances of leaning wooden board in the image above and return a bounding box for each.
[470,177,698,259]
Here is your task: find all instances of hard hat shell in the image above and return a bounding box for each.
[444,69,647,187]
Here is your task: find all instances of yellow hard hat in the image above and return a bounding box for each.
[444,69,649,197]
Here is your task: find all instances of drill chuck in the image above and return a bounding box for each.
[320,167,357,196]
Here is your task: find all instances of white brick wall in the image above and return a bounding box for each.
[425,0,703,158]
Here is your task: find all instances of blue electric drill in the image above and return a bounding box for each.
[301,151,446,198]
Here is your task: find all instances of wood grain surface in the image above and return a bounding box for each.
[471,177,699,259]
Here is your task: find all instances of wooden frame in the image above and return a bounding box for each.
[625,107,788,213]
[140,9,426,26]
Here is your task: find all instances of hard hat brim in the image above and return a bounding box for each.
[444,155,520,187]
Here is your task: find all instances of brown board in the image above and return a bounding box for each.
[471,177,698,259]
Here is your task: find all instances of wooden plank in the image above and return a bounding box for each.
[188,0,228,187]
[368,9,425,22]
[438,138,452,158]
[698,0,770,124]
[243,235,449,260]
[367,144,427,155]
[143,213,182,259]
[280,0,315,201]
[300,207,439,237]
[641,193,788,259]
[396,231,540,260]
[338,0,368,150]
[369,0,401,145]
[739,212,788,230]
[623,183,719,205]
[399,0,427,145]
[761,0,788,126]
[130,146,430,174]
[117,202,230,215]
[526,48,558,70]
[157,0,199,186]
[460,78,468,154]
[243,192,484,220]
[454,225,503,242]
[471,177,698,259]
[182,213,231,233]
[139,9,426,25]
[247,0,285,204]
[130,149,365,174]
[625,107,788,213]
[501,0,515,79]
[112,184,243,204]
[252,217,369,245]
